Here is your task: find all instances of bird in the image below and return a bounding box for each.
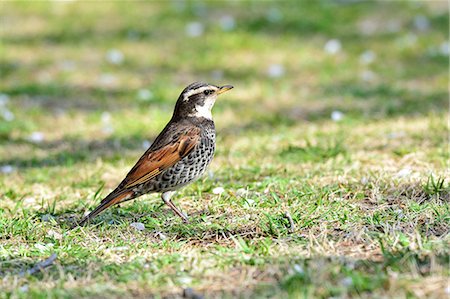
[77,82,233,226]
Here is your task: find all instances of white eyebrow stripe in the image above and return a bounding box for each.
[183,86,216,101]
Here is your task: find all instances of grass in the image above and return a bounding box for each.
[0,1,449,298]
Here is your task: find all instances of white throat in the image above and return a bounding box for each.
[189,104,212,120]
[188,97,215,120]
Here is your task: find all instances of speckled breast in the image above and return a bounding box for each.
[148,127,216,192]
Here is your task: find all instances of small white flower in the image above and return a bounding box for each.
[98,73,118,87]
[137,89,153,101]
[0,94,10,106]
[440,42,449,56]
[331,110,344,122]
[236,188,248,197]
[324,39,341,55]
[110,246,129,251]
[142,140,152,149]
[101,112,111,123]
[359,50,376,64]
[360,70,376,82]
[1,165,15,174]
[106,49,124,65]
[267,64,285,78]
[185,22,204,37]
[1,109,15,121]
[47,229,62,240]
[212,187,225,195]
[414,15,430,31]
[266,8,283,23]
[396,168,412,178]
[341,276,353,287]
[219,15,235,31]
[130,222,145,231]
[27,132,45,143]
[293,264,304,274]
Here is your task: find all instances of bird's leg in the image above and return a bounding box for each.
[161,191,189,223]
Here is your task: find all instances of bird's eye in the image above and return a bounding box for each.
[203,90,213,96]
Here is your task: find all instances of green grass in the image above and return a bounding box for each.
[0,1,449,298]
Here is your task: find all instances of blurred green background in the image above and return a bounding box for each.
[0,1,448,298]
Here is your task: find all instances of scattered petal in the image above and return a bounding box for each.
[34,243,53,252]
[440,42,449,56]
[185,22,204,37]
[24,197,36,204]
[414,15,429,31]
[386,131,406,139]
[211,69,224,80]
[106,49,124,65]
[19,285,29,293]
[101,112,111,123]
[27,132,45,143]
[47,229,62,240]
[331,110,344,122]
[130,222,145,231]
[236,188,248,197]
[360,177,369,185]
[219,15,235,31]
[98,73,118,87]
[212,187,225,195]
[266,8,283,23]
[109,246,129,251]
[0,94,10,106]
[267,64,285,78]
[1,109,15,121]
[137,89,153,101]
[156,231,167,240]
[359,50,376,64]
[341,277,353,287]
[324,39,341,55]
[293,264,304,274]
[396,168,412,178]
[59,60,76,72]
[0,165,15,174]
[360,70,376,82]
[41,214,54,222]
[178,276,192,285]
[142,140,152,149]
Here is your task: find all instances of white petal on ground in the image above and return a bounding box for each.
[396,168,412,178]
[130,222,145,231]
[0,94,10,106]
[98,73,118,87]
[324,39,341,55]
[1,109,15,121]
[359,50,376,64]
[331,110,344,122]
[137,89,153,101]
[440,42,449,56]
[267,64,285,78]
[212,187,225,195]
[185,22,204,37]
[101,112,111,123]
[142,140,152,149]
[360,70,376,82]
[266,8,283,22]
[413,15,430,31]
[27,132,45,143]
[106,49,124,65]
[219,15,235,31]
[0,165,15,174]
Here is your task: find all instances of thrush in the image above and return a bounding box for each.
[78,82,233,225]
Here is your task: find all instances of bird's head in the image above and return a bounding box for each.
[173,82,233,120]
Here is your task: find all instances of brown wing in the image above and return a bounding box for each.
[76,127,201,226]
[121,127,201,189]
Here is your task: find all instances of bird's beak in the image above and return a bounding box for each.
[217,85,234,95]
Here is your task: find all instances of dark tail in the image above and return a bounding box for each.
[76,190,134,227]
